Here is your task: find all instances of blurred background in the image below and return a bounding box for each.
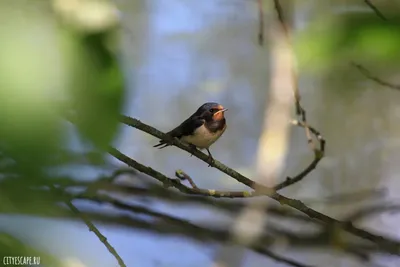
[1,0,400,266]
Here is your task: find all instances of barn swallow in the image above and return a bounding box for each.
[154,102,228,166]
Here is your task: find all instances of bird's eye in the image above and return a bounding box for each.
[209,108,215,113]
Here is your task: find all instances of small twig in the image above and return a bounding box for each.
[273,0,315,136]
[270,0,325,190]
[257,0,264,46]
[175,169,199,189]
[352,62,400,90]
[364,0,387,21]
[109,148,256,198]
[274,120,325,190]
[49,185,127,267]
[109,143,400,254]
[273,0,290,40]
[62,113,400,252]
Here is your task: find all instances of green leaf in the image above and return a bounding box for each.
[61,28,125,150]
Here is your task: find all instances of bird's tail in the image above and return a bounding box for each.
[153,140,170,149]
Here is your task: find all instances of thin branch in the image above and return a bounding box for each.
[273,0,291,40]
[257,0,264,46]
[62,180,315,223]
[271,0,325,190]
[108,139,400,254]
[352,62,400,90]
[109,147,257,198]
[43,177,388,212]
[75,193,393,256]
[64,111,400,253]
[274,120,325,190]
[4,180,399,258]
[175,169,199,189]
[363,0,387,21]
[49,185,127,267]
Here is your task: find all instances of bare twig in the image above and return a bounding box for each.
[274,120,325,190]
[49,185,127,267]
[273,0,291,40]
[352,62,400,90]
[109,149,256,198]
[4,177,400,259]
[108,141,400,254]
[175,169,199,189]
[63,108,400,253]
[363,0,387,21]
[271,0,325,190]
[257,0,264,45]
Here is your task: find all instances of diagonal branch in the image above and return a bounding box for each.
[352,62,400,90]
[272,0,325,190]
[363,0,387,21]
[274,120,325,190]
[257,0,265,46]
[109,147,257,198]
[49,185,127,267]
[108,137,400,254]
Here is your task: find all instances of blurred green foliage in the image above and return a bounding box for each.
[295,12,400,94]
[63,29,124,150]
[0,0,124,264]
[0,233,60,266]
[296,13,400,71]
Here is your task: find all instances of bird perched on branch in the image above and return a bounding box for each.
[154,102,228,166]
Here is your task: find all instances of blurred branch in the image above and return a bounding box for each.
[344,204,400,223]
[2,174,400,262]
[108,140,400,254]
[58,177,315,223]
[254,248,315,267]
[109,147,257,198]
[62,97,400,254]
[49,185,127,267]
[257,0,264,45]
[220,1,297,265]
[3,189,380,258]
[272,0,326,190]
[273,0,290,40]
[302,188,386,205]
[352,62,400,90]
[363,0,387,21]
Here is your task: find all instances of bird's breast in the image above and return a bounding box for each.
[181,124,226,149]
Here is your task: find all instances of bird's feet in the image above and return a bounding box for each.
[206,148,214,167]
[207,156,215,167]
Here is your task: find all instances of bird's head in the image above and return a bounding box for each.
[196,102,228,122]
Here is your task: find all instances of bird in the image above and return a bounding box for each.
[153,102,228,166]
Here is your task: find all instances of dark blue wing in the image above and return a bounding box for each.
[153,116,204,148]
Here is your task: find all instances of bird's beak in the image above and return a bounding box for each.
[214,108,228,115]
